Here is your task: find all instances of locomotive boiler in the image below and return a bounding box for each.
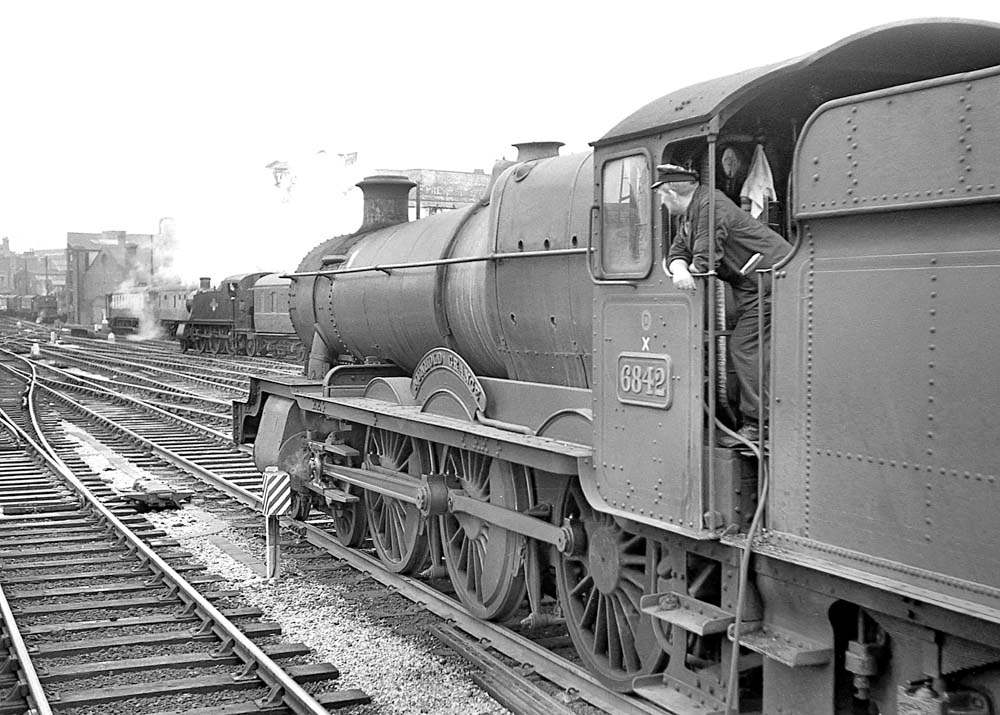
[235,19,1000,715]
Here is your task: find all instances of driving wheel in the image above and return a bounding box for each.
[554,482,666,691]
[362,428,429,574]
[438,447,528,621]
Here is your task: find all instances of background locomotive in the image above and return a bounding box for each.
[180,272,301,357]
[0,294,63,323]
[235,19,1000,715]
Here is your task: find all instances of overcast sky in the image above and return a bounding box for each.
[2,2,999,284]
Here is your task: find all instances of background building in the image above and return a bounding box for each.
[0,238,66,296]
[375,168,490,219]
[66,230,154,325]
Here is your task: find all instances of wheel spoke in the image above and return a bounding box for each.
[618,573,644,609]
[620,565,648,595]
[581,586,599,629]
[592,595,608,654]
[606,595,623,668]
[610,591,640,672]
[570,573,594,599]
[471,543,483,598]
[620,552,647,567]
[458,536,471,581]
[387,509,403,558]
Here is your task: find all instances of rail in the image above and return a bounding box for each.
[295,520,666,715]
[39,375,259,508]
[0,556,53,715]
[1,348,232,441]
[0,356,322,714]
[38,342,248,394]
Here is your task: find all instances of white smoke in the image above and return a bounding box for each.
[111,277,163,341]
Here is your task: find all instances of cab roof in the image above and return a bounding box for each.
[595,19,1000,147]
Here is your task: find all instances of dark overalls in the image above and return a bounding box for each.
[666,185,792,422]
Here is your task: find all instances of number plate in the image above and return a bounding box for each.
[616,352,673,409]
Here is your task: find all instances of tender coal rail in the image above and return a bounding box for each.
[0,359,367,714]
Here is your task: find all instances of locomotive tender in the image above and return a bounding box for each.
[235,20,1000,714]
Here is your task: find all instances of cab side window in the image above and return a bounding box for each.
[600,155,651,277]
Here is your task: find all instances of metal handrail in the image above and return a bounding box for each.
[284,246,589,279]
[0,357,327,715]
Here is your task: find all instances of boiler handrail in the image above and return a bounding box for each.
[282,247,590,279]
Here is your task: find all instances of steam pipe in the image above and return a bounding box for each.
[706,123,718,525]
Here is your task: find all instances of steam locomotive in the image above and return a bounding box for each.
[180,273,302,357]
[235,20,1000,714]
[101,275,301,357]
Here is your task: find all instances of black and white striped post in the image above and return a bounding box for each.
[261,467,292,579]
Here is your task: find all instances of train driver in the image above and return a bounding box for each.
[654,163,792,446]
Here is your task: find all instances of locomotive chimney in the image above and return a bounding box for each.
[513,142,564,162]
[199,277,211,291]
[356,175,416,232]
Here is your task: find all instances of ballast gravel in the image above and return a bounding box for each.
[144,507,508,715]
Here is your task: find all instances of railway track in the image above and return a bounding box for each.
[1,325,300,402]
[0,356,367,713]
[69,335,302,375]
[0,337,676,715]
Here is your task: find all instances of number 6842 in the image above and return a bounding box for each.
[615,353,673,409]
[619,363,667,396]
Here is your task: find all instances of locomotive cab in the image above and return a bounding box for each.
[588,18,1000,712]
[589,18,1000,537]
